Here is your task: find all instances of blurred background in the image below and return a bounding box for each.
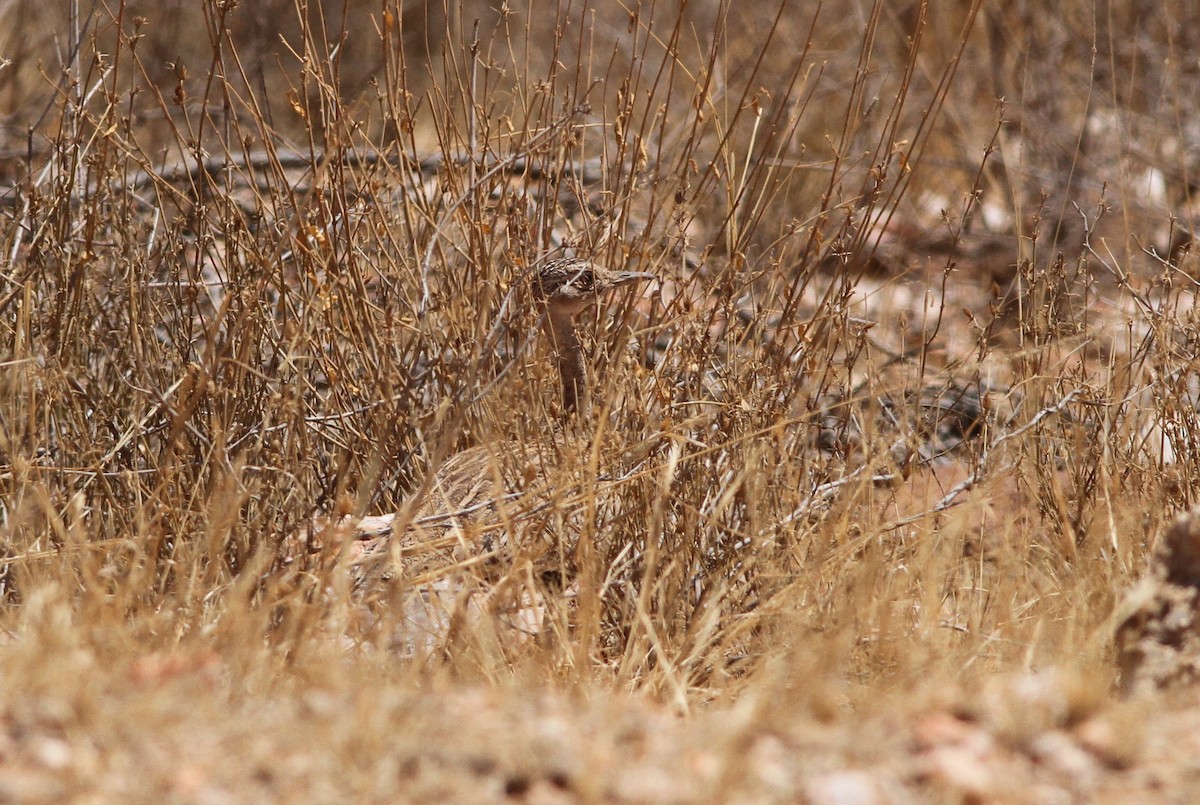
[4,0,1198,270]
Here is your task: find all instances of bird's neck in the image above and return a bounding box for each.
[543,309,586,415]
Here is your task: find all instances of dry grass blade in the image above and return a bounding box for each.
[2,0,1200,800]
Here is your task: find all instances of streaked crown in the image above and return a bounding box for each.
[533,257,654,314]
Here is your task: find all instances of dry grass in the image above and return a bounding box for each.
[3,0,1200,801]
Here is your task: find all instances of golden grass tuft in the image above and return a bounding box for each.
[2,0,1200,799]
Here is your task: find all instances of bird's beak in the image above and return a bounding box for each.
[610,271,658,287]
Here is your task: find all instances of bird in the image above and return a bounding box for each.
[315,257,656,654]
[532,257,656,413]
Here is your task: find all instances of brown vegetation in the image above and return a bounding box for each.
[3,0,1200,800]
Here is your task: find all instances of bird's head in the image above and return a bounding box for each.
[533,258,655,316]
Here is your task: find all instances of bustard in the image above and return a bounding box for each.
[323,257,655,653]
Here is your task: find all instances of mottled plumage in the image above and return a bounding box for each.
[534,257,654,314]
[337,258,654,654]
[533,258,654,413]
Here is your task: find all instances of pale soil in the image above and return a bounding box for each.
[0,647,1195,804]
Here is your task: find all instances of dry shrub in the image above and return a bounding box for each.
[1,0,1199,799]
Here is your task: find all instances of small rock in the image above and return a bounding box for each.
[1115,507,1200,694]
[1028,730,1099,788]
[31,736,72,770]
[803,770,886,805]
